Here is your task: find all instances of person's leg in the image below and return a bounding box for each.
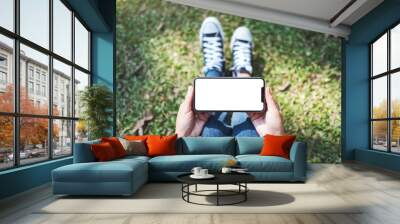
[201,112,232,137]
[231,112,259,137]
[230,26,259,137]
[205,69,223,77]
[199,17,231,136]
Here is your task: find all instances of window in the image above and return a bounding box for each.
[0,116,13,170]
[0,71,6,85]
[42,85,46,97]
[370,23,400,153]
[74,69,89,142]
[0,0,91,170]
[75,18,90,70]
[74,69,89,118]
[0,55,7,67]
[391,24,400,70]
[19,117,49,165]
[0,34,13,113]
[28,67,34,80]
[35,70,40,81]
[20,0,49,49]
[35,84,40,95]
[0,0,14,32]
[53,0,72,60]
[28,81,34,94]
[54,89,58,104]
[53,119,72,158]
[0,53,8,89]
[53,59,72,117]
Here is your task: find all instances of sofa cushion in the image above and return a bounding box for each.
[236,155,293,172]
[147,134,177,157]
[177,137,235,155]
[101,137,127,158]
[259,134,296,159]
[235,137,263,155]
[149,154,235,172]
[91,142,118,161]
[124,135,148,141]
[119,138,147,156]
[53,158,147,183]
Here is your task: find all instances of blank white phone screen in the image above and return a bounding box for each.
[194,78,264,111]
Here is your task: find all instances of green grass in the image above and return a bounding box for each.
[116,0,342,163]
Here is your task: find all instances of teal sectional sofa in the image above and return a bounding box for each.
[52,137,307,196]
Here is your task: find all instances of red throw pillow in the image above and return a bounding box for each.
[146,134,177,157]
[124,135,148,141]
[101,137,126,158]
[91,142,117,162]
[260,134,296,159]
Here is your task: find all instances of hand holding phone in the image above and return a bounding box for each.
[247,87,285,136]
[194,77,265,112]
[175,86,210,138]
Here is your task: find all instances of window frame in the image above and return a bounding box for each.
[369,21,400,154]
[0,0,92,171]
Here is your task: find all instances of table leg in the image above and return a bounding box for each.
[187,184,190,202]
[217,184,219,206]
[245,183,247,201]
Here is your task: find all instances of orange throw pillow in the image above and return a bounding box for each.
[101,137,126,158]
[124,135,148,141]
[260,134,296,159]
[146,134,177,157]
[91,142,117,162]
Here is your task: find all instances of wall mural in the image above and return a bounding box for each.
[116,0,341,163]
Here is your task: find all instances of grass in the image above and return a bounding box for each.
[116,0,342,163]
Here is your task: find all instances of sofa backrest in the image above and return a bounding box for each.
[235,137,264,155]
[73,139,100,163]
[74,137,265,162]
[177,137,236,155]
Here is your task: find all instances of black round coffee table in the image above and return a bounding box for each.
[177,173,255,206]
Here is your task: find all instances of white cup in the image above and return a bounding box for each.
[191,167,202,176]
[200,169,208,176]
[221,167,232,174]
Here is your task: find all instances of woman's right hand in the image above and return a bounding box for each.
[175,86,210,137]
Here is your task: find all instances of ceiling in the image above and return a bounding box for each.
[166,0,384,38]
[227,0,352,22]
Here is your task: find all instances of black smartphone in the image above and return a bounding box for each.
[193,77,265,112]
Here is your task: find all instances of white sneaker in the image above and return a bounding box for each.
[230,26,253,76]
[199,17,225,74]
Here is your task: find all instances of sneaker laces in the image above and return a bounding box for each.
[231,40,252,74]
[202,36,224,72]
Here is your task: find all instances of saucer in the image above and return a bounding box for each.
[190,174,215,179]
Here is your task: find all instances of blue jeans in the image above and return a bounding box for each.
[200,69,259,137]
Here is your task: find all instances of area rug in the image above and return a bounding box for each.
[37,183,362,214]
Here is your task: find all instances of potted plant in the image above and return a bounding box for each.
[79,84,113,140]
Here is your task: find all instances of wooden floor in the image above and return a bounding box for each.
[1,163,400,224]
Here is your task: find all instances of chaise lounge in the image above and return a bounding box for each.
[52,137,307,196]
